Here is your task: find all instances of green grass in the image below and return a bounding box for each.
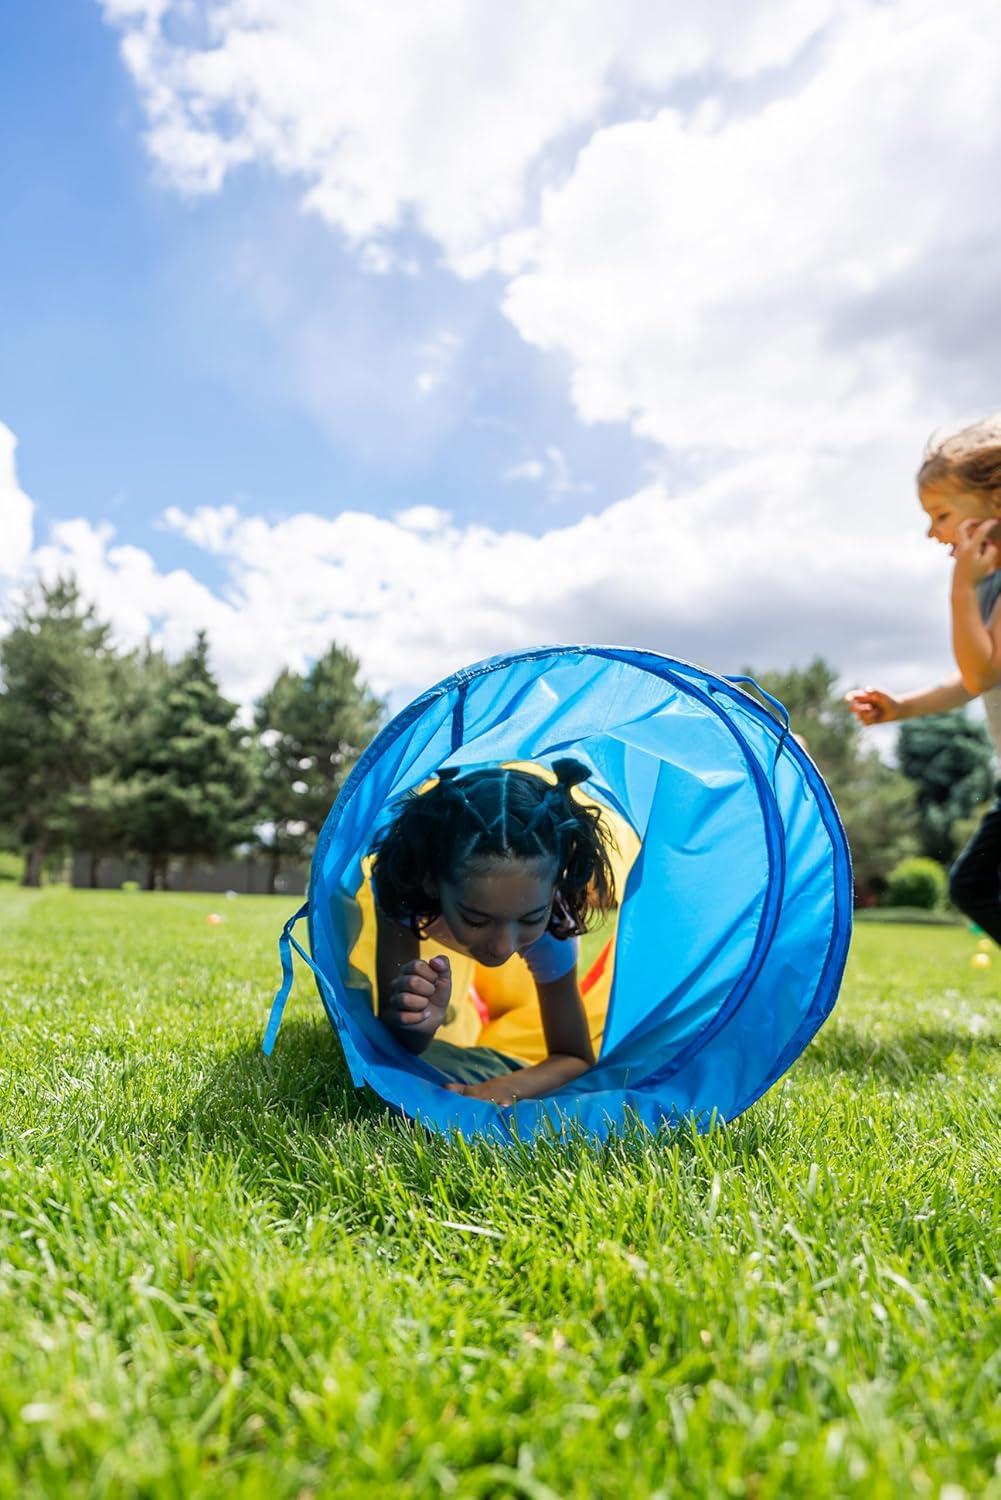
[854,907,964,926]
[1,890,998,1499]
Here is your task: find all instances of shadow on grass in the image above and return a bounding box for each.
[172,1017,392,1147]
[170,1015,802,1172]
[806,1021,1000,1082]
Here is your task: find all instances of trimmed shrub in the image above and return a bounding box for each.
[884,856,949,911]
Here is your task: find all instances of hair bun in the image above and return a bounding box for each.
[435,766,462,783]
[551,757,591,789]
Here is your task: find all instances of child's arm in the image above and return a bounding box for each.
[849,517,1001,719]
[846,678,973,724]
[375,912,452,1054]
[950,517,1001,694]
[446,969,594,1105]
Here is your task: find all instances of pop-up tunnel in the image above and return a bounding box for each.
[264,645,852,1143]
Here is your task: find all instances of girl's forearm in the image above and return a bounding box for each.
[950,580,1000,694]
[897,675,974,718]
[382,1014,433,1054]
[506,1054,591,1099]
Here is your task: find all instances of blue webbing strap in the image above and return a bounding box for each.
[724,674,791,768]
[724,674,790,730]
[262,901,310,1056]
[450,679,469,753]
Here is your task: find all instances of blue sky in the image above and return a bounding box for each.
[0,0,656,573]
[2,2,1000,708]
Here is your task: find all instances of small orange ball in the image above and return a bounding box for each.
[206,913,223,926]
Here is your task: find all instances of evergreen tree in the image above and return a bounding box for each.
[896,712,995,865]
[0,578,118,885]
[69,645,170,885]
[255,642,383,892]
[123,633,257,888]
[742,657,921,896]
[830,757,921,895]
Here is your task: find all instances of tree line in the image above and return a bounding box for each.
[745,659,995,900]
[0,579,383,889]
[0,581,994,897]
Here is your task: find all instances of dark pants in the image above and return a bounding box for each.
[949,789,1001,943]
[422,1039,526,1084]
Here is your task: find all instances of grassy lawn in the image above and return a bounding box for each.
[1,888,998,1499]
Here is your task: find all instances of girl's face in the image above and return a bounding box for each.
[920,480,1001,553]
[437,855,559,966]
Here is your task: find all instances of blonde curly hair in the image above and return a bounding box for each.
[917,413,1001,497]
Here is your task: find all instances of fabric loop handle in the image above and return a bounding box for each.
[262,901,310,1056]
[724,674,790,732]
[723,673,791,773]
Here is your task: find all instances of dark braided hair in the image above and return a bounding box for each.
[371,759,617,940]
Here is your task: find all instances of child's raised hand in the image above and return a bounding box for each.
[844,687,900,725]
[385,955,452,1037]
[953,517,1001,586]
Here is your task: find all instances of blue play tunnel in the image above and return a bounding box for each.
[264,645,852,1142]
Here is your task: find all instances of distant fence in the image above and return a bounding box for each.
[70,853,309,896]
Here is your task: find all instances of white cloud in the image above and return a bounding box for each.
[28,517,233,663]
[504,459,546,484]
[160,502,239,552]
[99,0,836,269]
[502,447,593,502]
[0,425,35,579]
[358,241,419,277]
[5,418,954,715]
[413,331,460,399]
[101,0,169,20]
[38,1,997,728]
[503,0,1001,454]
[394,505,451,534]
[101,0,1001,471]
[543,445,593,501]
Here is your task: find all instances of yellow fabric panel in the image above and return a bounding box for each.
[468,951,535,1018]
[474,941,615,1064]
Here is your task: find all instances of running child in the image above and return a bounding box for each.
[370,759,617,1106]
[846,414,1001,936]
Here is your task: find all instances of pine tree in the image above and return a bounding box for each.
[255,642,383,892]
[896,712,995,865]
[0,578,118,885]
[741,657,921,896]
[123,633,257,888]
[69,645,170,885]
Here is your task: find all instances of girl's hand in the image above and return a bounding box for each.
[385,955,451,1037]
[445,1075,523,1107]
[953,517,1001,588]
[844,687,901,725]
